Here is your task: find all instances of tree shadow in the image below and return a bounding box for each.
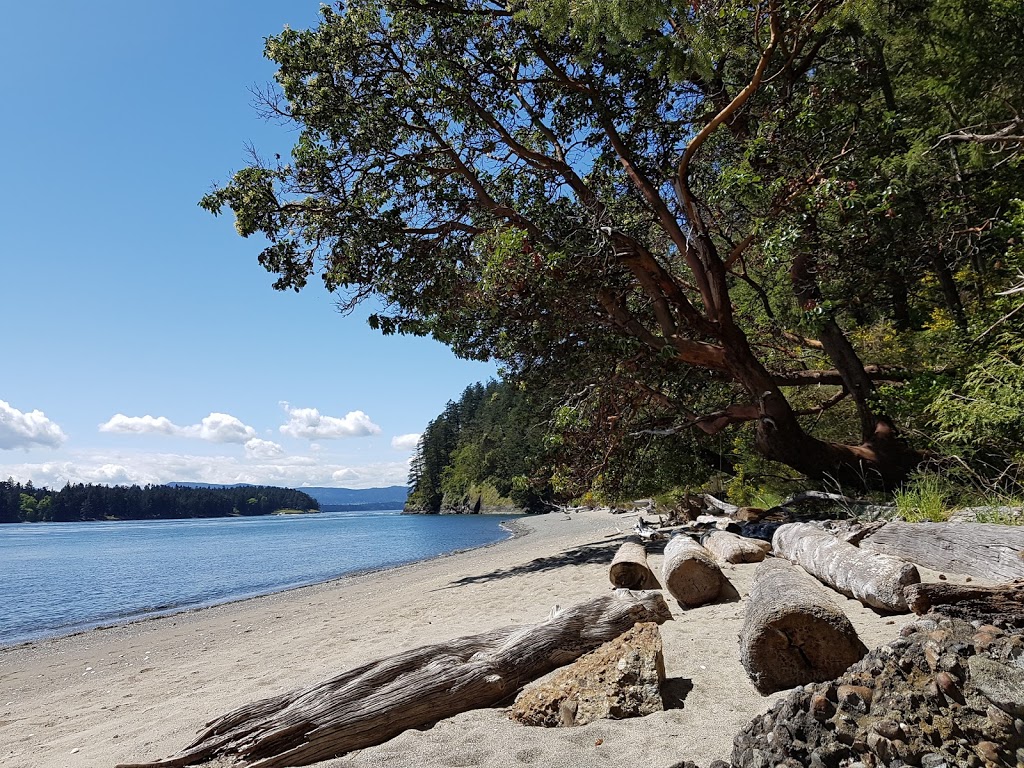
[441,538,625,587]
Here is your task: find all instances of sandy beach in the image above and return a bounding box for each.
[1,510,930,768]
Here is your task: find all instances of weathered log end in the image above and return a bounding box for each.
[609,536,659,589]
[740,558,868,695]
[662,534,725,608]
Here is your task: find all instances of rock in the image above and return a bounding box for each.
[509,622,665,727]
[969,655,1024,717]
[729,614,1024,768]
[975,740,1001,763]
[836,684,873,713]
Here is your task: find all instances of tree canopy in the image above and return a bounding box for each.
[203,0,1024,490]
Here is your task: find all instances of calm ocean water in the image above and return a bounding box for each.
[0,510,518,647]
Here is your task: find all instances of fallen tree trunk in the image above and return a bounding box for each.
[858,521,1024,582]
[662,534,724,607]
[609,536,659,589]
[773,523,920,612]
[740,558,868,694]
[703,531,770,564]
[904,579,1024,616]
[116,591,673,768]
[703,494,739,515]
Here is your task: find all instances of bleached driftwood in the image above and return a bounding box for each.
[116,591,673,768]
[703,530,770,564]
[609,536,659,589]
[740,558,868,694]
[703,494,739,515]
[633,518,663,540]
[858,521,1024,582]
[773,523,920,612]
[662,534,723,607]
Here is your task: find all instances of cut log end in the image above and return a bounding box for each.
[740,558,867,695]
[662,535,724,607]
[609,537,659,589]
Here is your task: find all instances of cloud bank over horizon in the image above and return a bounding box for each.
[2,398,413,490]
[0,450,411,490]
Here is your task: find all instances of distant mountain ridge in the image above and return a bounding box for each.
[298,486,409,505]
[168,483,408,506]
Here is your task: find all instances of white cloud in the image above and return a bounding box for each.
[100,412,258,444]
[279,402,381,439]
[245,438,284,459]
[0,451,409,490]
[193,413,257,444]
[390,433,421,451]
[100,414,180,436]
[0,400,67,450]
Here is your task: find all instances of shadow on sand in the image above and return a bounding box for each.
[441,537,627,588]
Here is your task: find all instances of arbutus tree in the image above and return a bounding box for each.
[202,0,1021,488]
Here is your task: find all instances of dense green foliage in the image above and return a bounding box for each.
[0,480,320,524]
[406,381,551,512]
[206,0,1024,497]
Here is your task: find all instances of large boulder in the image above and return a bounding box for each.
[509,621,665,727]
[729,614,1024,768]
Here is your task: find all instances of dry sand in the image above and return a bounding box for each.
[1,510,927,768]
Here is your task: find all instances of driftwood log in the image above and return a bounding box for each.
[773,523,920,612]
[904,579,1024,616]
[740,558,868,694]
[703,531,770,564]
[662,534,723,607]
[858,521,1024,582]
[116,590,673,768]
[609,536,659,589]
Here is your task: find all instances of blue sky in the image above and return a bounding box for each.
[0,1,496,489]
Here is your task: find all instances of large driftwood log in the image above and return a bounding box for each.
[740,558,867,694]
[773,523,920,612]
[662,534,723,607]
[904,579,1024,616]
[859,521,1024,582]
[116,591,672,768]
[703,531,770,564]
[609,536,659,589]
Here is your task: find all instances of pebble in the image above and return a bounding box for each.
[809,693,833,721]
[935,671,963,704]
[871,719,902,740]
[836,684,873,713]
[975,741,1000,763]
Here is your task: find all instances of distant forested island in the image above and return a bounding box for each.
[0,480,320,523]
[171,483,408,511]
